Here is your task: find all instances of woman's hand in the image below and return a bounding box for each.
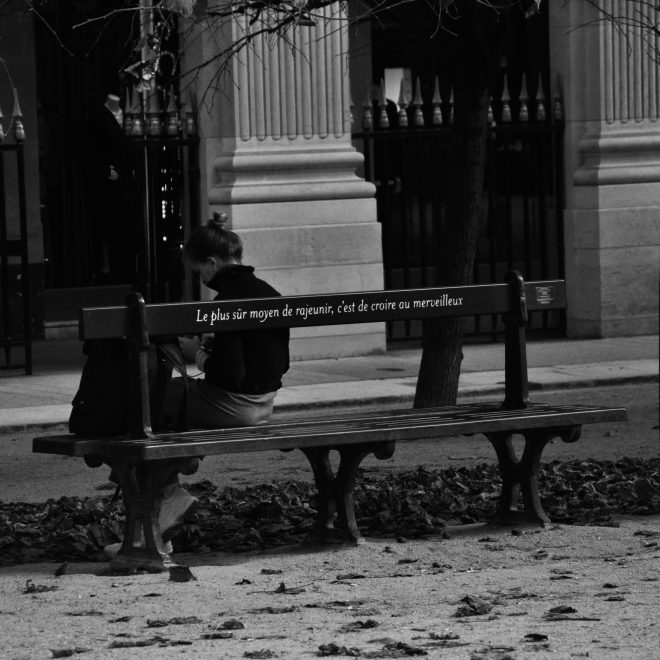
[178,335,200,362]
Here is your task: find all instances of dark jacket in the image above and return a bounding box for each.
[203,265,290,394]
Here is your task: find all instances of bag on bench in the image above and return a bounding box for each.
[69,337,187,437]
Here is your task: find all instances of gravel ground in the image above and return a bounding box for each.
[1,516,659,659]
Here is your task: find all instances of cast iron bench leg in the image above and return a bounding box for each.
[104,457,198,572]
[487,426,581,525]
[302,442,395,545]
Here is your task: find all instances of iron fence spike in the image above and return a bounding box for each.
[412,78,423,106]
[520,73,529,101]
[362,82,373,131]
[123,88,133,135]
[397,77,408,127]
[432,77,442,125]
[432,76,442,104]
[501,74,511,123]
[130,85,144,136]
[412,78,424,127]
[552,74,564,121]
[449,87,454,125]
[12,88,25,141]
[184,89,197,137]
[535,82,546,121]
[377,78,389,129]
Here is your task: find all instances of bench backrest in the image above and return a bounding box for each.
[79,276,565,339]
[77,271,567,438]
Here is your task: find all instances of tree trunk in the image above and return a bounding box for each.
[414,3,501,408]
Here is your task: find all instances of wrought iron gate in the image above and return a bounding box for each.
[124,131,201,304]
[0,113,31,373]
[352,74,566,341]
[35,1,199,304]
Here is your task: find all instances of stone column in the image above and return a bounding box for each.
[550,1,660,337]
[183,3,384,358]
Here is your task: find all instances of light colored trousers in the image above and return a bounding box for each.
[163,376,277,430]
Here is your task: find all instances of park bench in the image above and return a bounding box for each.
[33,271,627,572]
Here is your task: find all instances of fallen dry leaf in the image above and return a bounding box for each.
[274,582,305,595]
[317,643,361,656]
[49,649,91,658]
[201,631,233,640]
[23,579,58,594]
[168,565,196,582]
[339,619,379,632]
[453,595,494,617]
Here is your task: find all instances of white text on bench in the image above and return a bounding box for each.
[413,295,463,308]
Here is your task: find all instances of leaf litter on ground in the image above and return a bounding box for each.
[318,640,428,657]
[453,595,495,617]
[0,458,658,566]
[23,579,58,594]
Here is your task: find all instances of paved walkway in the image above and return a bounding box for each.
[1,334,657,431]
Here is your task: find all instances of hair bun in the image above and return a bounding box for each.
[208,212,228,230]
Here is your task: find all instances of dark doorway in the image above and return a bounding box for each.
[34,2,198,321]
[35,0,136,290]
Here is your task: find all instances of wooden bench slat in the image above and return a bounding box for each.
[33,403,626,461]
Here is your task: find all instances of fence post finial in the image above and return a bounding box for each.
[362,83,373,131]
[536,84,546,122]
[448,87,454,125]
[130,87,144,136]
[166,87,178,136]
[183,90,197,137]
[412,78,424,127]
[501,74,511,123]
[397,77,408,127]
[552,74,564,121]
[12,88,25,142]
[147,88,163,136]
[377,79,389,129]
[519,73,529,122]
[124,88,133,135]
[488,97,495,127]
[432,77,442,126]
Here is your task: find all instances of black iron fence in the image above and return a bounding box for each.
[0,96,31,373]
[125,135,200,304]
[42,88,200,305]
[121,88,201,303]
[352,74,565,341]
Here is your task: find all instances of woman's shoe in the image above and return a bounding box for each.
[159,485,198,533]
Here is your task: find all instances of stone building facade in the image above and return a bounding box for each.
[550,1,660,338]
[182,4,384,358]
[1,2,658,360]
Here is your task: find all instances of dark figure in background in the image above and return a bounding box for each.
[87,93,133,285]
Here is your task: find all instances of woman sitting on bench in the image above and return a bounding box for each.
[106,213,290,557]
[168,211,290,429]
